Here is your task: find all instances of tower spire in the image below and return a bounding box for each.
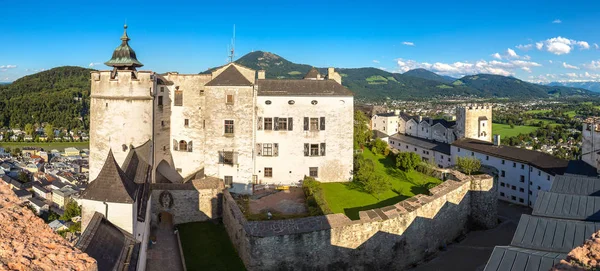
[105,24,143,73]
[121,24,130,42]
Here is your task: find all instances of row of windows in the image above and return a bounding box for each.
[499,192,525,204]
[259,167,319,178]
[170,89,231,107]
[264,100,319,105]
[257,117,326,131]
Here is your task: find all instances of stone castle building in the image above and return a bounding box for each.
[88,26,354,194]
[373,104,569,207]
[77,25,354,270]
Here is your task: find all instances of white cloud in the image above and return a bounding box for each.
[89,62,102,68]
[516,44,533,51]
[492,53,502,60]
[506,48,519,58]
[522,55,531,60]
[583,60,600,70]
[549,60,553,64]
[379,67,387,71]
[395,58,541,77]
[521,67,532,73]
[566,72,578,78]
[562,62,580,69]
[536,36,590,55]
[372,60,380,64]
[595,43,599,50]
[402,41,415,46]
[536,42,544,50]
[0,65,17,69]
[552,19,562,24]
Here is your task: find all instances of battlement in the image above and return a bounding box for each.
[91,70,155,99]
[459,103,492,111]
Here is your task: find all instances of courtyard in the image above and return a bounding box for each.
[321,148,442,219]
[178,221,246,271]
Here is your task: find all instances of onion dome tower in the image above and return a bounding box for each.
[105,25,144,79]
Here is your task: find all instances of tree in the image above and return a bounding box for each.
[355,156,376,182]
[456,156,481,175]
[24,123,34,135]
[396,152,421,171]
[354,111,371,149]
[17,171,29,183]
[47,210,60,222]
[362,175,391,199]
[372,138,388,155]
[44,124,54,140]
[60,201,81,221]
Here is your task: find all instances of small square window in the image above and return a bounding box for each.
[501,170,505,177]
[501,160,505,165]
[520,175,525,183]
[263,143,273,156]
[500,182,505,187]
[264,167,273,178]
[511,185,516,190]
[226,94,234,104]
[513,162,516,168]
[158,96,163,106]
[547,175,550,181]
[458,148,461,152]
[310,118,319,131]
[538,171,541,176]
[500,192,505,197]
[471,152,474,156]
[511,196,516,200]
[519,188,524,192]
[224,176,233,186]
[521,164,525,170]
[184,119,189,127]
[161,121,165,127]
[309,167,318,178]
[528,190,532,195]
[537,186,541,190]
[486,156,489,160]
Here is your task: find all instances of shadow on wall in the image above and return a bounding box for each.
[223,176,497,271]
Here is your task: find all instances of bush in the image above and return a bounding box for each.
[362,175,391,200]
[372,138,388,155]
[383,147,390,156]
[396,152,422,171]
[302,177,333,216]
[456,156,481,175]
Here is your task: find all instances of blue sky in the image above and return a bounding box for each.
[1,0,600,83]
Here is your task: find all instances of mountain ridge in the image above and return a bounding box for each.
[229,51,595,101]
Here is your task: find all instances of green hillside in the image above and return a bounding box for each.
[0,66,93,130]
[403,68,455,83]
[227,51,596,102]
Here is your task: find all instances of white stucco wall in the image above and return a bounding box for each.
[255,96,353,185]
[388,137,451,168]
[89,71,154,181]
[451,145,555,207]
[80,199,134,234]
[371,115,398,136]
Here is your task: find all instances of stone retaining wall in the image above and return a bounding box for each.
[151,178,223,225]
[223,170,496,271]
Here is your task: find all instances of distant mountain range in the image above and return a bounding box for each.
[231,51,596,101]
[547,81,600,93]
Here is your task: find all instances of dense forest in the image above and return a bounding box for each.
[0,66,93,131]
[230,51,596,102]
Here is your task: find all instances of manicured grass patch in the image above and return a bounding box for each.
[492,123,538,138]
[287,71,302,75]
[0,141,89,151]
[321,149,441,220]
[178,222,246,271]
[565,110,577,117]
[525,119,561,127]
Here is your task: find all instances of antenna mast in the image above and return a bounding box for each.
[228,25,236,63]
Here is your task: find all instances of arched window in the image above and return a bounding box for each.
[179,140,187,151]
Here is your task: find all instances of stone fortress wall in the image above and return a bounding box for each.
[222,170,497,270]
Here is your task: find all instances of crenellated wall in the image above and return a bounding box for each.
[222,170,497,271]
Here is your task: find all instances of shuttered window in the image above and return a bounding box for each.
[174,90,183,106]
[264,118,273,130]
[320,117,325,130]
[304,117,309,131]
[257,117,263,130]
[288,118,293,131]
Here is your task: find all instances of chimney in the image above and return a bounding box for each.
[394,110,400,116]
[429,118,433,126]
[493,134,501,146]
[328,67,335,76]
[417,116,422,122]
[258,70,266,80]
[327,67,342,84]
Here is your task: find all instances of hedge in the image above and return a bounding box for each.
[302,176,333,216]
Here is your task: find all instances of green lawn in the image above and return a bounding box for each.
[178,222,246,271]
[565,110,577,117]
[0,142,89,151]
[321,149,441,220]
[525,119,561,127]
[492,123,538,138]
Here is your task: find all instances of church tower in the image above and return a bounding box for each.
[455,104,492,142]
[89,25,155,181]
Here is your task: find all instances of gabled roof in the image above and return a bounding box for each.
[484,246,566,271]
[390,133,451,155]
[304,67,321,79]
[80,150,137,203]
[257,79,354,96]
[205,65,253,87]
[76,212,140,271]
[452,138,568,175]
